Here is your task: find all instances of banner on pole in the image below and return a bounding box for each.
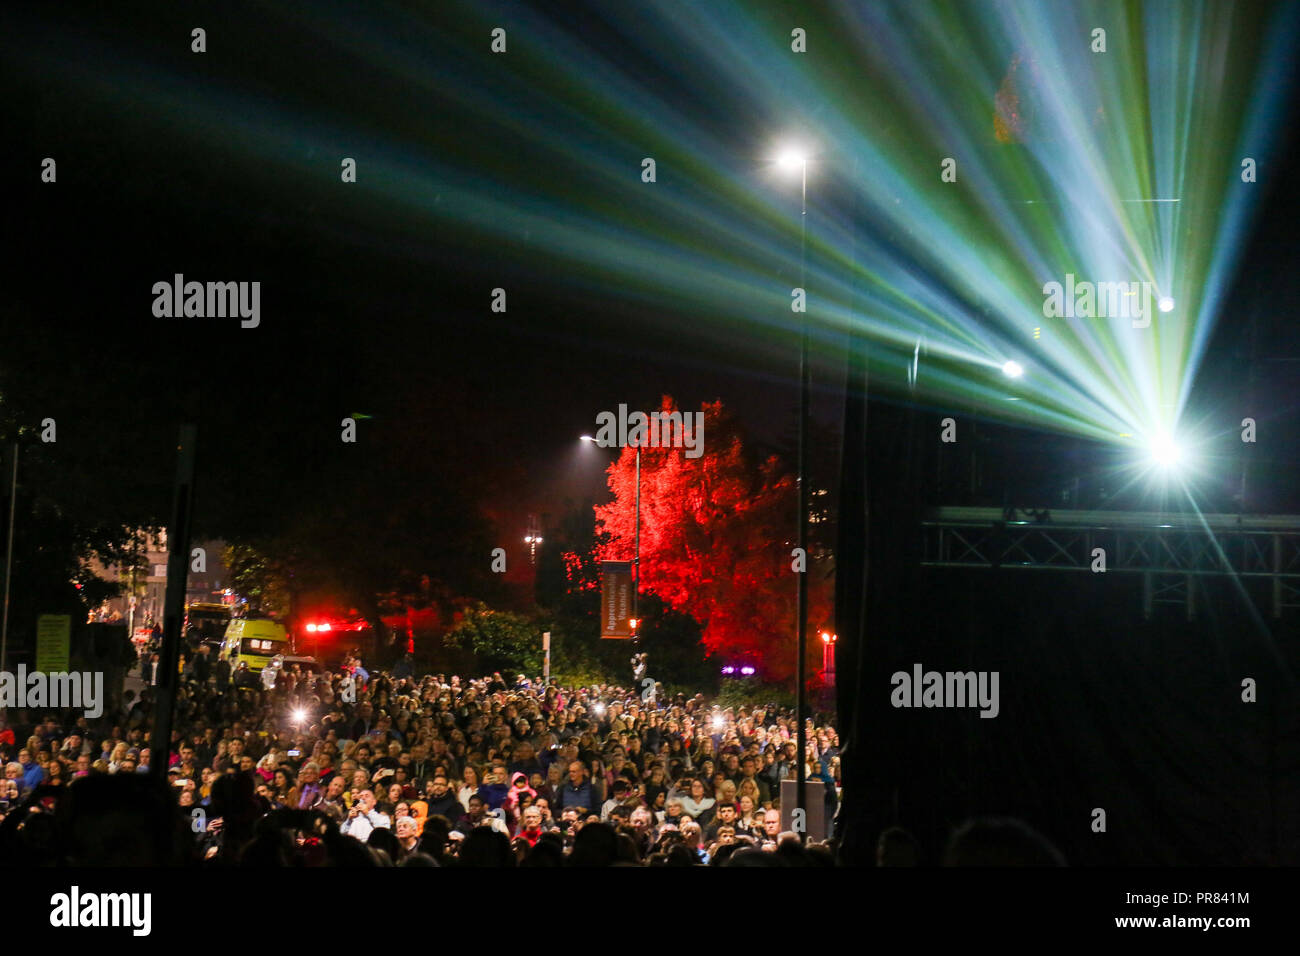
[600,561,633,639]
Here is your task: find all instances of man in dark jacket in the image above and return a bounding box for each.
[213,657,232,692]
[348,701,376,739]
[191,645,213,686]
[556,760,604,816]
[422,775,462,820]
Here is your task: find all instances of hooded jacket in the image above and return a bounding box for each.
[502,772,537,813]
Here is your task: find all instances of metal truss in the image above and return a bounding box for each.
[921,507,1300,619]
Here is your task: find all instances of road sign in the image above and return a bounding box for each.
[36,614,72,672]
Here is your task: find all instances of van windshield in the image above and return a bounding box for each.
[189,608,229,640]
[242,637,282,654]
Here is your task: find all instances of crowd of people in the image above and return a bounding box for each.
[0,651,862,866]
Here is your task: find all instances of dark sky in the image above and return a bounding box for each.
[0,0,836,543]
[2,0,1297,537]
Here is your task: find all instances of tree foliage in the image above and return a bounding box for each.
[593,398,833,683]
[442,602,542,674]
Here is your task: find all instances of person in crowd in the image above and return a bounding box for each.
[421,774,462,821]
[393,814,423,858]
[340,788,391,841]
[458,765,481,811]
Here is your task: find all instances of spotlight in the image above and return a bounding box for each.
[1149,432,1184,469]
[593,703,606,717]
[1001,360,1024,379]
[292,708,307,725]
[711,715,725,731]
[1158,296,1175,313]
[776,146,808,171]
[740,666,756,676]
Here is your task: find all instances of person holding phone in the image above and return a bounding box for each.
[340,789,390,841]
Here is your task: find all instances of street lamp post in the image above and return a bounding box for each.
[524,514,544,565]
[778,145,811,837]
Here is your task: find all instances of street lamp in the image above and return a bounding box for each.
[776,140,810,837]
[820,631,837,684]
[582,434,641,623]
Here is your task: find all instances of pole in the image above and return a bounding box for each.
[0,444,17,678]
[542,631,551,683]
[150,425,198,783]
[126,533,138,661]
[796,158,809,837]
[633,446,640,624]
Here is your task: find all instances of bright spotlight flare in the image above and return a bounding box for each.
[1002,360,1024,379]
[775,145,809,171]
[292,708,307,724]
[1148,431,1184,470]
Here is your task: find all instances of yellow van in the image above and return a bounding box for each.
[186,602,232,648]
[220,618,289,673]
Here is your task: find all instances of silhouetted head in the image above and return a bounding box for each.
[944,817,1066,866]
[59,774,187,866]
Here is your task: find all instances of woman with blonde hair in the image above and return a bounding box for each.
[108,742,129,773]
[737,776,764,810]
[256,753,278,784]
[737,792,762,834]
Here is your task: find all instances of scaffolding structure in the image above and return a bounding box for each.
[922,507,1300,619]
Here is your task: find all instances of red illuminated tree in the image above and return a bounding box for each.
[594,398,832,684]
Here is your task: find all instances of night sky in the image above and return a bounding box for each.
[1,0,866,543]
[5,1,1298,534]
[3,0,1300,871]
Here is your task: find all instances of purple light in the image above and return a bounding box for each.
[721,666,736,675]
[740,666,756,676]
